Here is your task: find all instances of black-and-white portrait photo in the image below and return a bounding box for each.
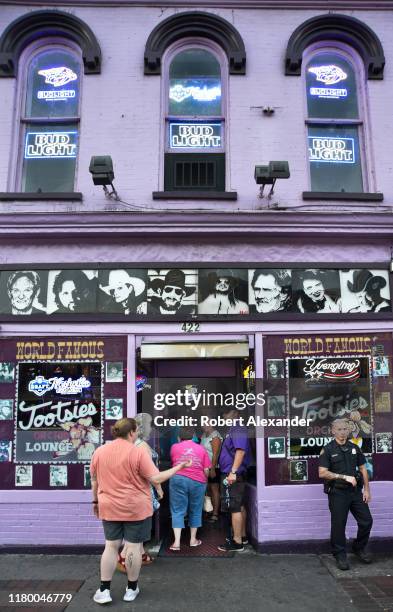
[97,269,147,315]
[290,460,308,482]
[15,465,33,487]
[105,362,123,383]
[268,437,286,458]
[50,465,68,487]
[376,432,392,453]
[47,269,98,314]
[266,359,285,379]
[147,269,197,315]
[0,270,48,315]
[0,363,15,383]
[267,395,286,417]
[340,269,391,313]
[198,268,249,315]
[292,269,341,313]
[249,269,292,313]
[0,440,12,462]
[84,465,92,488]
[372,356,390,377]
[105,398,123,420]
[0,399,13,420]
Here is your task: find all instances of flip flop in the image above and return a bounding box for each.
[190,539,202,547]
[169,545,181,551]
[142,553,154,565]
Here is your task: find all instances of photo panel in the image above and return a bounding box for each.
[0,440,12,462]
[0,270,48,315]
[340,269,391,313]
[267,395,286,417]
[289,459,308,482]
[197,268,249,315]
[147,269,198,315]
[47,269,98,314]
[291,269,341,313]
[15,465,33,486]
[376,432,392,453]
[105,398,123,420]
[248,268,292,313]
[97,269,147,315]
[372,356,390,377]
[0,364,15,383]
[49,464,68,487]
[84,465,92,488]
[268,437,286,458]
[105,362,123,383]
[0,399,13,419]
[266,359,285,379]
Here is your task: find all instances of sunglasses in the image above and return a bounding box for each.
[163,286,184,297]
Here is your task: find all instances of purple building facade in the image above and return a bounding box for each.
[0,0,392,551]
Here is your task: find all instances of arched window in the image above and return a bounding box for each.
[305,46,368,194]
[163,42,227,194]
[15,42,82,193]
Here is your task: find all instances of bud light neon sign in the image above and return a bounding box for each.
[170,123,222,148]
[25,132,77,159]
[308,137,355,164]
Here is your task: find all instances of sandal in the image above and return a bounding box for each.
[169,544,181,551]
[142,553,154,565]
[190,539,202,547]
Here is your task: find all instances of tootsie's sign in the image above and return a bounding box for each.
[15,361,102,463]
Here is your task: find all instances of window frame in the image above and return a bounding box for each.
[302,42,373,195]
[9,38,82,194]
[159,37,229,193]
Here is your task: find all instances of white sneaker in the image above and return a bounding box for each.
[93,588,112,604]
[123,587,140,602]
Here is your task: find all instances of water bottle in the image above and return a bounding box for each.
[223,477,230,510]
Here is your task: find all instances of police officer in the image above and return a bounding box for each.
[319,417,373,570]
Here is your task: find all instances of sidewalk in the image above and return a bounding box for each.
[1,550,393,612]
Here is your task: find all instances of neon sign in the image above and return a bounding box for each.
[170,123,222,148]
[37,66,77,101]
[308,137,355,164]
[25,132,77,159]
[169,84,221,103]
[308,65,347,85]
[28,375,92,397]
[38,67,77,87]
[308,65,348,99]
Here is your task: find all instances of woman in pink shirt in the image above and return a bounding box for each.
[169,427,211,551]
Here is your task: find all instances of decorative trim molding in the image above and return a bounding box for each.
[144,11,246,75]
[285,13,385,79]
[1,1,392,8]
[153,190,238,200]
[0,192,83,201]
[0,10,102,77]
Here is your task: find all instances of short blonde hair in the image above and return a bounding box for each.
[111,417,137,439]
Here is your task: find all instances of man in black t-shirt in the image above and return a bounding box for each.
[319,418,373,570]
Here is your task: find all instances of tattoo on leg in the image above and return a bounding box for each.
[126,552,134,568]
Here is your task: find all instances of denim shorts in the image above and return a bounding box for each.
[102,516,152,543]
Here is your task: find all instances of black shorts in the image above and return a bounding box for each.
[220,474,247,513]
[102,516,152,543]
[208,470,221,484]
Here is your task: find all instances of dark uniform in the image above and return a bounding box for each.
[319,439,373,558]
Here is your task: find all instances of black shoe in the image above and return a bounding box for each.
[218,540,244,552]
[335,556,350,571]
[352,549,372,564]
[242,537,249,545]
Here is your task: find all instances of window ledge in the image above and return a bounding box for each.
[0,192,83,201]
[302,191,383,202]
[153,190,237,200]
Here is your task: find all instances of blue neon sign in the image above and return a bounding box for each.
[24,131,78,159]
[308,136,355,164]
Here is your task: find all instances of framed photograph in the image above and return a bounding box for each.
[0,270,48,315]
[268,437,285,458]
[105,398,123,420]
[0,362,15,383]
[84,465,92,488]
[375,392,391,413]
[49,465,68,487]
[372,356,389,377]
[146,269,197,315]
[198,268,249,315]
[105,362,123,383]
[0,440,12,462]
[340,269,391,314]
[267,395,286,417]
[0,399,13,420]
[376,432,392,453]
[289,460,308,482]
[15,465,33,487]
[266,359,284,379]
[248,269,292,313]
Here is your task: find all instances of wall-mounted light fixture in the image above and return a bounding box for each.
[89,155,119,200]
[254,161,290,197]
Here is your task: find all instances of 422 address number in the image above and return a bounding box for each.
[181,322,200,333]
